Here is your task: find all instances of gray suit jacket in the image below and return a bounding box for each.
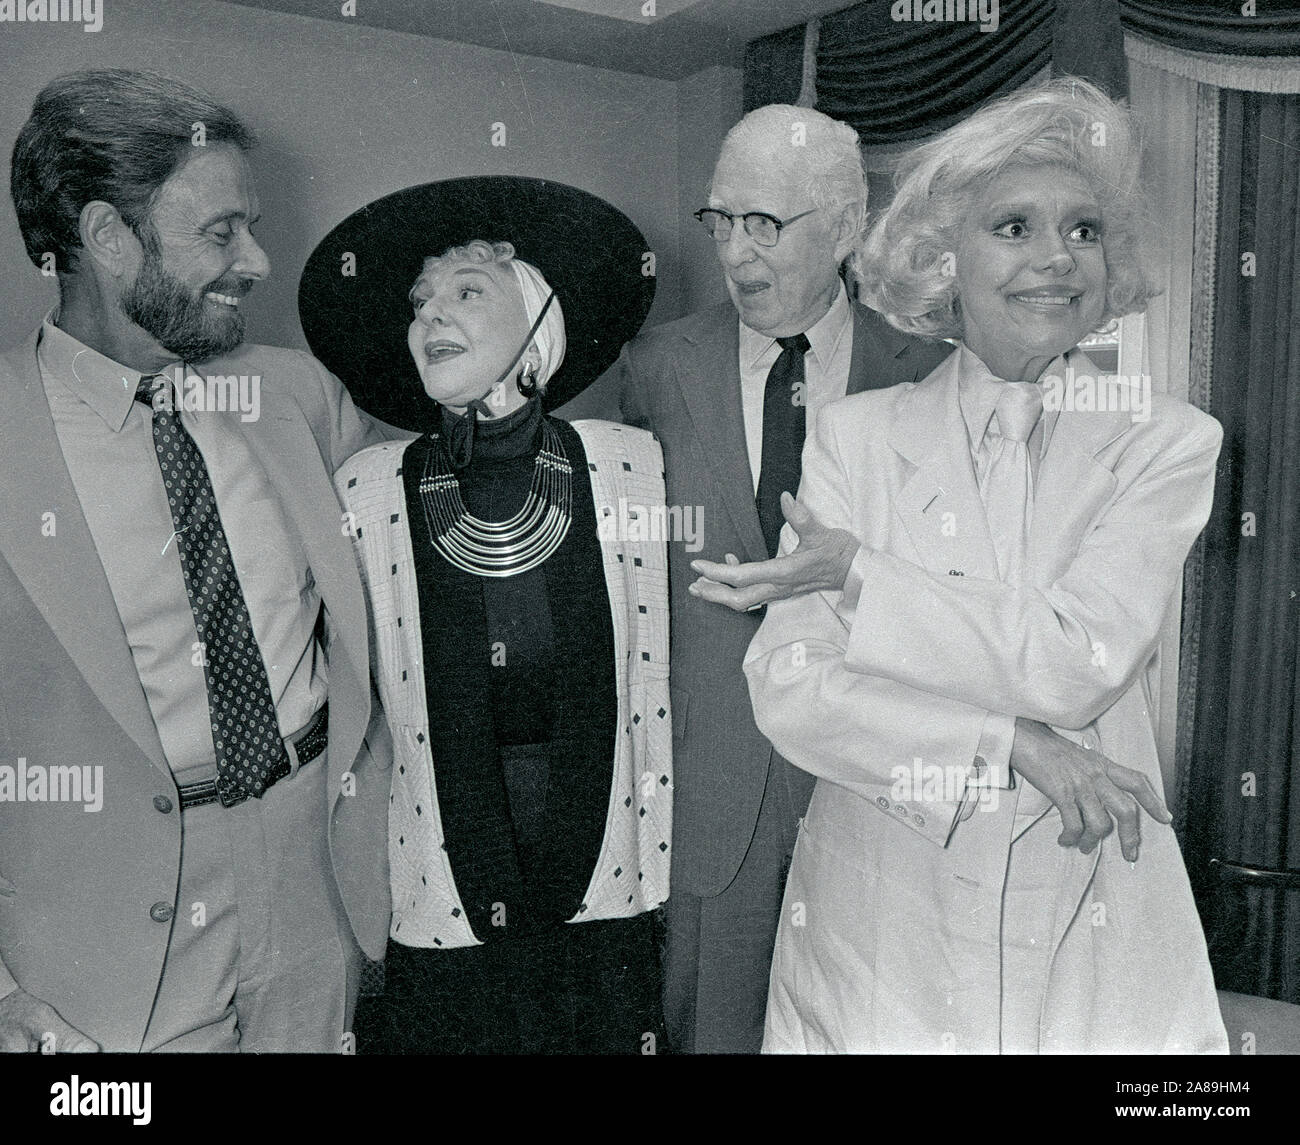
[559,300,952,896]
[0,329,396,1050]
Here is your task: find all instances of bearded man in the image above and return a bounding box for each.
[0,69,397,1052]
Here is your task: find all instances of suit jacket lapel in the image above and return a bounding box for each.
[846,302,917,396]
[886,347,1132,589]
[1026,351,1127,586]
[0,331,373,785]
[677,309,769,563]
[888,353,1000,582]
[0,332,169,774]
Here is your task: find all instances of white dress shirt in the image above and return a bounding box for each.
[738,282,853,493]
[37,314,326,779]
[955,344,1062,492]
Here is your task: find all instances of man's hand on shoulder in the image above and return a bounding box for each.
[689,492,860,612]
[0,988,99,1053]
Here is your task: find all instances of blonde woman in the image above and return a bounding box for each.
[723,80,1227,1053]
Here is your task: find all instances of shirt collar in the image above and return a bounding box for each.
[955,343,1064,456]
[739,280,851,372]
[36,311,183,432]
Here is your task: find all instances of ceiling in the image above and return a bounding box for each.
[225,0,851,80]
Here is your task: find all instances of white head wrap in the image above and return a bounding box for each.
[509,257,566,389]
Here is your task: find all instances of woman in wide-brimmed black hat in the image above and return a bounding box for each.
[306,179,672,1054]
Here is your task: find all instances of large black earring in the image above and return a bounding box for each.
[516,362,538,398]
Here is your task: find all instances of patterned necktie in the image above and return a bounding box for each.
[981,382,1044,587]
[756,332,811,558]
[135,376,290,806]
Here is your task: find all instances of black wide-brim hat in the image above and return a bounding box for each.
[298,176,655,430]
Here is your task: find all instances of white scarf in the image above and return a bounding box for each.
[510,257,566,388]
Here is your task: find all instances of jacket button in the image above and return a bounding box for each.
[893,803,907,815]
[150,902,174,923]
[876,796,890,809]
[153,795,173,814]
[912,813,926,827]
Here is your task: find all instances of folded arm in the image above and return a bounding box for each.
[743,408,1011,847]
[743,400,1210,853]
[744,590,1002,847]
[841,412,1222,729]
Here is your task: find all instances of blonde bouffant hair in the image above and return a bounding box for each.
[857,77,1160,340]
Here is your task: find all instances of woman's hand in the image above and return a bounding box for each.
[688,492,861,611]
[1010,718,1172,862]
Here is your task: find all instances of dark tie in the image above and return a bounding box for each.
[756,333,810,558]
[135,376,290,806]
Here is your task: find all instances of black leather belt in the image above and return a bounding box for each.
[176,702,329,811]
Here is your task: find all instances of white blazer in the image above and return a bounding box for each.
[744,348,1229,1053]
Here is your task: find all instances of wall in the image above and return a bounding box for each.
[0,0,722,351]
[676,64,745,314]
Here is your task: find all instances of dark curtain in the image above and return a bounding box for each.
[815,0,1055,143]
[1183,90,1300,1006]
[744,1,1300,146]
[1121,1,1300,56]
[742,22,805,112]
[745,0,1126,143]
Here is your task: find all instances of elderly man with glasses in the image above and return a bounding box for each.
[558,103,949,1054]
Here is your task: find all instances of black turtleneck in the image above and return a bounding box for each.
[439,390,542,471]
[436,394,553,745]
[398,398,618,941]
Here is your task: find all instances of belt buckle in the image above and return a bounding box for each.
[176,776,221,812]
[177,703,327,811]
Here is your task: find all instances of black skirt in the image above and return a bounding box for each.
[355,909,665,1055]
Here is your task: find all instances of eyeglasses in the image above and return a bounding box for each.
[693,207,818,248]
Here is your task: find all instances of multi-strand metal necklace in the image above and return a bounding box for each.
[417,417,572,578]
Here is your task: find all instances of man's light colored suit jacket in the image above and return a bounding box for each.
[560,300,951,897]
[0,329,394,1050]
[746,349,1229,1052]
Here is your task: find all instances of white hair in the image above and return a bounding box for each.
[714,104,868,266]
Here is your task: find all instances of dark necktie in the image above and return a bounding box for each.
[135,376,290,806]
[756,332,810,558]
